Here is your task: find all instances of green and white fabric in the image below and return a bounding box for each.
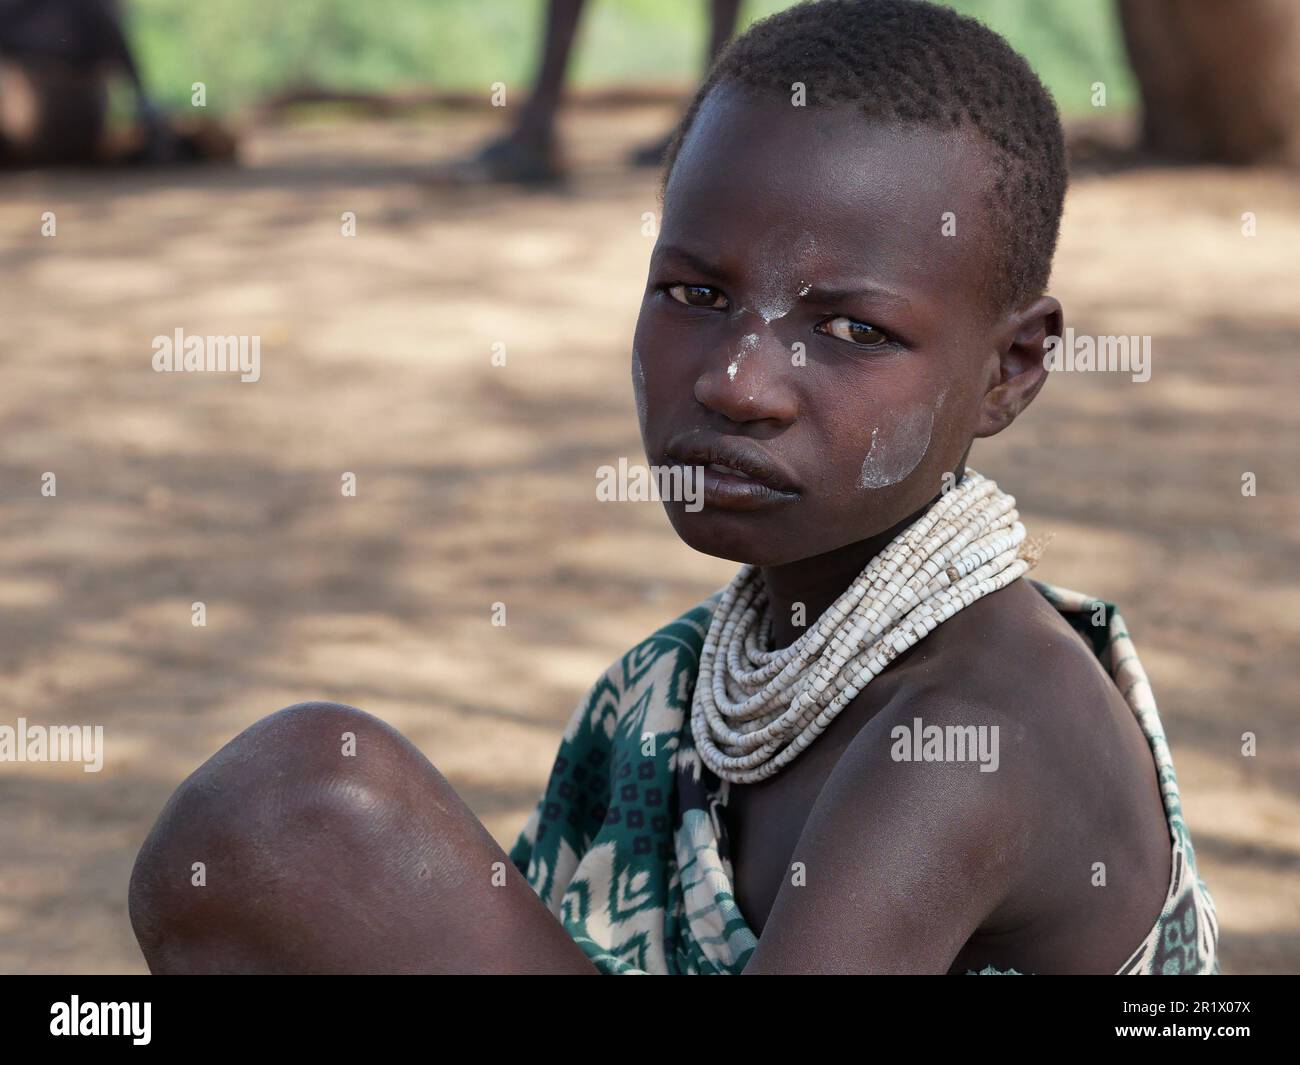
[509,579,1219,975]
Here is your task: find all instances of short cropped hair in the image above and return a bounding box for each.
[660,0,1068,312]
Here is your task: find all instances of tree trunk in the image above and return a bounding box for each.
[1118,0,1300,166]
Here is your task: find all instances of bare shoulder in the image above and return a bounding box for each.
[830,579,1117,855]
[744,582,1067,971]
[879,577,1160,820]
[881,577,1133,761]
[868,577,1172,959]
[750,578,1170,972]
[840,576,1162,897]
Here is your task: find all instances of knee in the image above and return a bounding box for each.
[223,698,401,762]
[128,700,443,970]
[132,699,431,871]
[186,699,433,798]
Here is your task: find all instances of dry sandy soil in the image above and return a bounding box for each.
[0,105,1297,974]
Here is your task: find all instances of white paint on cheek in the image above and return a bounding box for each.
[727,332,758,382]
[632,347,648,424]
[858,403,937,489]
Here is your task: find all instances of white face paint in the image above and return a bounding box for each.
[858,395,942,489]
[632,346,648,426]
[727,332,758,382]
[750,229,818,325]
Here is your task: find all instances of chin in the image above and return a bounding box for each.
[662,502,806,567]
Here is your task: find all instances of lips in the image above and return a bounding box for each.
[664,433,801,498]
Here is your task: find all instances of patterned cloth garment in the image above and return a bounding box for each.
[509,579,1220,975]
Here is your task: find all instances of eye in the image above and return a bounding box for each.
[666,283,729,310]
[818,316,891,348]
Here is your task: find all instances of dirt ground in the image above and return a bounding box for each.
[0,106,1296,974]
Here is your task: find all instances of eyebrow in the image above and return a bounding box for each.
[655,244,729,279]
[655,243,912,309]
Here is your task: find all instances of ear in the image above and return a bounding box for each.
[973,295,1062,438]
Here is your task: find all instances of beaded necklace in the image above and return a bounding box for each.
[690,469,1039,783]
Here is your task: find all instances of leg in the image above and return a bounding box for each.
[513,0,586,151]
[0,58,107,166]
[443,0,587,185]
[128,701,597,974]
[0,0,170,167]
[629,0,744,167]
[705,0,744,65]
[84,0,179,161]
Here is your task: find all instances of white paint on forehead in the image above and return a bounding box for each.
[750,229,818,325]
[858,400,939,490]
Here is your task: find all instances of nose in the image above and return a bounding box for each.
[693,327,799,426]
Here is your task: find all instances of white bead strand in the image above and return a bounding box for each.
[690,470,1040,783]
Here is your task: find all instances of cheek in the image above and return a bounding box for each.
[856,398,940,489]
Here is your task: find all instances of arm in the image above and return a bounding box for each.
[742,690,1036,974]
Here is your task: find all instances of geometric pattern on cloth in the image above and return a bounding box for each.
[508,579,1219,975]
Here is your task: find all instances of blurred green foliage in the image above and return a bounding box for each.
[127,0,1134,115]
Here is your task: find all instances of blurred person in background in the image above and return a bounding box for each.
[0,0,192,165]
[446,0,745,184]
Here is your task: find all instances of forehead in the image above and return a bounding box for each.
[661,81,997,297]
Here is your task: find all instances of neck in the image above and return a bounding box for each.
[761,463,967,650]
